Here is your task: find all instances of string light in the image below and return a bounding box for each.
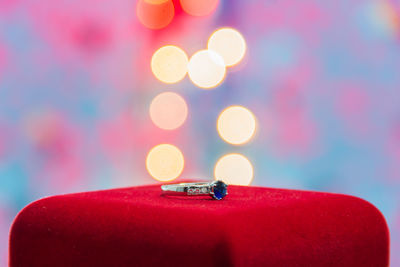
[217,105,256,145]
[180,0,219,17]
[208,28,246,67]
[136,0,175,30]
[146,144,184,182]
[145,20,254,185]
[187,49,226,89]
[214,153,254,185]
[150,92,188,130]
[151,45,188,84]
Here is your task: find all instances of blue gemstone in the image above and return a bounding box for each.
[212,181,227,200]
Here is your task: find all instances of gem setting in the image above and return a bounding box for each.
[211,180,228,200]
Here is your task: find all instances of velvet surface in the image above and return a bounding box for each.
[9,184,389,266]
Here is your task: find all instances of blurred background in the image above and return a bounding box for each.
[1,0,400,265]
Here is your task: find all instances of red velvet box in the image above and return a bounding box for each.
[10,184,389,266]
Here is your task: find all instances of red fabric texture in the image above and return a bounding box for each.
[10,184,389,267]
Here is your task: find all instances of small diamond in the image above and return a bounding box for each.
[202,187,208,193]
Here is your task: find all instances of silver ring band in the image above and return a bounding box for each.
[161,180,228,200]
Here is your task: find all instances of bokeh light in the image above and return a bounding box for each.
[146,144,184,182]
[208,28,246,67]
[180,0,219,17]
[136,0,175,30]
[365,1,400,38]
[214,153,254,186]
[151,45,188,84]
[217,105,256,145]
[187,50,226,89]
[149,92,188,130]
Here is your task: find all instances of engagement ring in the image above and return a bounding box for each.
[161,180,228,200]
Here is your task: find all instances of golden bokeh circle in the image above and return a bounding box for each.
[214,153,254,186]
[146,144,185,182]
[149,92,188,130]
[151,45,189,84]
[217,105,256,145]
[208,28,246,67]
[187,49,226,89]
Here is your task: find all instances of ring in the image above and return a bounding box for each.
[161,180,228,200]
